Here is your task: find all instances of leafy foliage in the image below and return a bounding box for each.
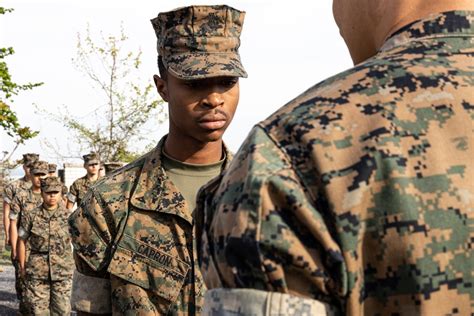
[1,7,42,165]
[51,25,165,162]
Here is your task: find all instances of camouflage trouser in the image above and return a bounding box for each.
[203,288,340,316]
[24,278,72,315]
[12,258,29,315]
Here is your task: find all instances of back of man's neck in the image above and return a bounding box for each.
[377,1,474,50]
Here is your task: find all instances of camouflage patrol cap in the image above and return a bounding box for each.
[104,161,124,174]
[22,153,39,167]
[40,176,62,193]
[151,5,248,79]
[48,163,57,173]
[83,152,100,165]
[31,160,49,175]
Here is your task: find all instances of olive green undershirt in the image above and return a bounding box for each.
[162,150,225,212]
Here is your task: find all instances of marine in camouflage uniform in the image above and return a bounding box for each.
[196,9,474,316]
[2,153,38,246]
[48,163,69,204]
[69,5,246,315]
[67,152,101,209]
[10,160,47,315]
[18,176,74,315]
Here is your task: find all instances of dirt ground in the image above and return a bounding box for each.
[0,264,18,316]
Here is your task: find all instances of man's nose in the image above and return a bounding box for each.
[202,91,224,108]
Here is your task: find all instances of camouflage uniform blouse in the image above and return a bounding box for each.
[69,137,231,315]
[68,175,96,207]
[196,11,474,315]
[19,204,74,280]
[3,176,31,205]
[10,189,42,223]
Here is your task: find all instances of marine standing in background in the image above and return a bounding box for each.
[10,160,48,315]
[18,176,74,315]
[196,1,474,315]
[48,163,69,205]
[2,153,38,248]
[66,152,100,210]
[69,5,247,315]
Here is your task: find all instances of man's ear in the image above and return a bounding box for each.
[154,74,169,102]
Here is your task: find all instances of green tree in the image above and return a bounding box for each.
[48,24,165,163]
[0,7,42,165]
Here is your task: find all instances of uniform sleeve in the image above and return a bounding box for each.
[3,183,14,204]
[18,210,32,240]
[67,182,78,203]
[9,195,22,220]
[198,127,346,303]
[68,189,114,274]
[68,188,116,313]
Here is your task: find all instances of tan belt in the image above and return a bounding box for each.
[203,288,339,316]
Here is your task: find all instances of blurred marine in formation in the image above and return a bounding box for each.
[196,0,474,315]
[2,153,38,249]
[18,176,74,315]
[2,153,39,315]
[10,160,48,315]
[69,5,247,315]
[66,152,100,210]
[48,163,69,204]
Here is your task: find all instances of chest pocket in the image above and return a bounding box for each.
[108,233,190,304]
[30,226,49,253]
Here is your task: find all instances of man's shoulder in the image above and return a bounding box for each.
[72,175,89,186]
[91,153,150,202]
[7,176,29,189]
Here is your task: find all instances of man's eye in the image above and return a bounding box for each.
[184,81,201,89]
[220,78,238,87]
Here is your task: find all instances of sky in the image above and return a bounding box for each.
[1,0,353,170]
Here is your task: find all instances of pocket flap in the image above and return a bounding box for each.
[108,234,190,302]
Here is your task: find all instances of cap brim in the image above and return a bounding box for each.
[86,160,100,165]
[166,52,248,80]
[43,187,61,193]
[32,169,48,175]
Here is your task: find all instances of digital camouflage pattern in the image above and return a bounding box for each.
[151,5,247,80]
[41,176,63,193]
[2,176,31,204]
[20,203,74,315]
[10,188,42,222]
[67,175,97,206]
[19,203,74,281]
[69,137,232,315]
[9,182,42,315]
[83,152,100,165]
[203,288,338,316]
[25,278,72,315]
[196,11,474,315]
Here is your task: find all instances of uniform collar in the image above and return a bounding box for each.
[380,10,474,52]
[130,135,233,224]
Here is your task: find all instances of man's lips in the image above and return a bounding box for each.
[198,115,227,130]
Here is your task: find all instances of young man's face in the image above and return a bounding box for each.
[85,162,99,176]
[23,165,31,178]
[155,73,240,144]
[31,173,47,189]
[42,191,60,208]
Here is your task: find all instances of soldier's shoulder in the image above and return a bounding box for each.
[259,51,419,132]
[71,176,87,187]
[91,153,149,201]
